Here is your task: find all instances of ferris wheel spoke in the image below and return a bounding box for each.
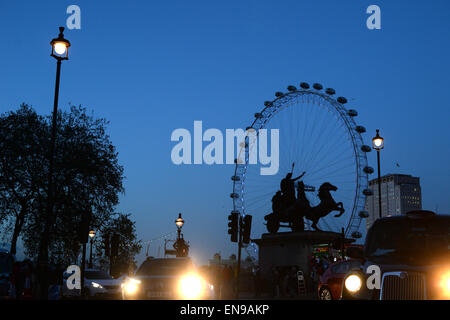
[303,132,351,169]
[305,161,356,179]
[300,108,338,168]
[304,124,349,170]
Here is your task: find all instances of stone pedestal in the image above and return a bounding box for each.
[252,231,346,280]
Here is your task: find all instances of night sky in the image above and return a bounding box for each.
[1,0,449,265]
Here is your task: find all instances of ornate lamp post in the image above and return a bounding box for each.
[38,27,71,299]
[174,214,189,257]
[175,213,184,240]
[89,230,96,268]
[372,129,384,219]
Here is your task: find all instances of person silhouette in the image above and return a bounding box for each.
[272,191,284,214]
[280,163,306,207]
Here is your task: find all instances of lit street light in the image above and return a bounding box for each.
[174,213,189,257]
[89,230,96,268]
[175,213,185,237]
[38,27,71,299]
[372,129,384,219]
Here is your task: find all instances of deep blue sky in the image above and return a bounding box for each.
[1,0,449,264]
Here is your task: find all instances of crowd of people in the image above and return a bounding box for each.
[269,265,300,298]
[209,265,236,299]
[309,255,342,291]
[7,259,64,300]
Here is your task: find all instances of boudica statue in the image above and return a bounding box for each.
[264,163,345,233]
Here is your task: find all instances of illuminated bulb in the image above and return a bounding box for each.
[54,42,67,55]
[373,139,383,147]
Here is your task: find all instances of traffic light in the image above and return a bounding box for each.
[110,233,120,258]
[242,215,252,244]
[228,211,239,242]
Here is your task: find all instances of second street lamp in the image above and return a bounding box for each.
[372,129,384,219]
[89,230,96,268]
[175,213,184,240]
[38,26,71,299]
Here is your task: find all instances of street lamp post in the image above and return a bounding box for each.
[89,230,96,268]
[175,213,184,241]
[372,129,384,219]
[174,214,189,257]
[38,26,71,299]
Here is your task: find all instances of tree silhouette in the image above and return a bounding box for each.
[0,104,125,265]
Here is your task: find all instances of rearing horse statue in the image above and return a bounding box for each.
[304,182,345,231]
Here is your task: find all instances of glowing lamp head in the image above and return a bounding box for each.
[372,129,384,150]
[88,230,96,239]
[53,42,67,55]
[175,213,185,230]
[345,274,362,293]
[50,27,71,60]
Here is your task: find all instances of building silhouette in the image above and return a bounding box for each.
[365,174,422,230]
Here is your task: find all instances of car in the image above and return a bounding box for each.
[0,249,14,299]
[121,257,213,300]
[318,259,361,300]
[341,210,450,300]
[62,268,121,299]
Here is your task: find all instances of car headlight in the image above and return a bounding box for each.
[345,274,362,293]
[122,278,141,295]
[91,282,103,289]
[438,271,450,298]
[178,274,204,299]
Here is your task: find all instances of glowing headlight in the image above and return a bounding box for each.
[439,271,450,298]
[122,278,141,295]
[178,274,204,299]
[91,282,103,289]
[345,274,362,293]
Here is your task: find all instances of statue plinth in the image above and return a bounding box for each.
[252,231,348,285]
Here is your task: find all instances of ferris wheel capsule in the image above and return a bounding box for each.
[359,211,369,218]
[325,88,336,95]
[355,125,366,133]
[254,113,263,119]
[361,145,372,152]
[337,97,348,104]
[347,109,358,117]
[363,166,374,174]
[264,101,273,107]
[299,82,310,89]
[275,91,284,97]
[287,85,297,92]
[313,83,323,90]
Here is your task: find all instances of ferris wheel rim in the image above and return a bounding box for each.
[231,84,371,240]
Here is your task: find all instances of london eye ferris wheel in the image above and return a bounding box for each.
[230,82,374,252]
